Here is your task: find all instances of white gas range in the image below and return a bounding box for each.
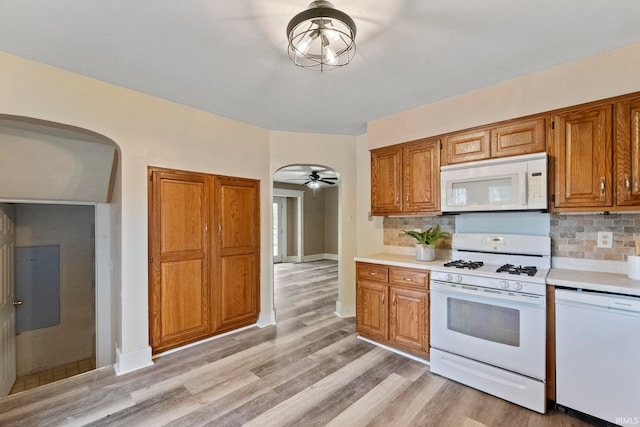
[429,233,551,414]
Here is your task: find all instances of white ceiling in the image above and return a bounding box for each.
[273,165,338,186]
[1,1,640,136]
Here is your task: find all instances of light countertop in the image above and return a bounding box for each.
[546,268,640,297]
[353,253,443,270]
[355,253,640,297]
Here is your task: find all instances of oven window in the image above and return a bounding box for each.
[447,298,520,347]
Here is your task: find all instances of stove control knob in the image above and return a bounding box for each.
[500,281,510,289]
[455,275,463,283]
[446,274,453,282]
[513,282,523,291]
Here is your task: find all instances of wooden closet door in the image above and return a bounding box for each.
[148,168,211,353]
[214,176,260,332]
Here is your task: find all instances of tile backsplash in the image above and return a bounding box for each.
[383,213,640,261]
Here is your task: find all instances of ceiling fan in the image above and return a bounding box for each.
[303,171,337,186]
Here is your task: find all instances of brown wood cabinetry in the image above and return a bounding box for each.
[550,95,640,212]
[442,118,546,165]
[148,167,260,354]
[615,96,640,206]
[371,138,440,215]
[370,146,402,214]
[443,129,490,165]
[356,262,430,357]
[551,105,613,209]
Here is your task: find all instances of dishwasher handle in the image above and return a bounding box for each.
[556,289,640,314]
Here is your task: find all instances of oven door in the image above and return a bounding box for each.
[430,281,546,380]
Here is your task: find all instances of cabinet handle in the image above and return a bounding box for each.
[368,272,377,276]
[392,295,396,305]
[626,176,631,192]
[381,294,385,304]
[600,178,606,194]
[406,195,409,202]
[403,277,415,282]
[396,195,399,204]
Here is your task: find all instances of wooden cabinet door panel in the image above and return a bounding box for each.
[214,176,260,331]
[371,147,402,214]
[356,281,388,340]
[149,169,211,353]
[491,118,546,158]
[217,178,259,256]
[160,259,207,338]
[219,254,258,329]
[553,106,612,208]
[403,139,440,213]
[615,98,640,206]
[389,287,428,353]
[443,129,490,165]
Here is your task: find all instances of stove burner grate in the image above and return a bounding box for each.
[496,264,537,277]
[444,260,484,270]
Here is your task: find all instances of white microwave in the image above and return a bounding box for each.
[441,152,547,213]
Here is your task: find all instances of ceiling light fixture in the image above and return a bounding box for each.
[287,1,356,71]
[307,180,321,189]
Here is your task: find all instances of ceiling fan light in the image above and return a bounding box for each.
[307,181,321,189]
[287,1,356,71]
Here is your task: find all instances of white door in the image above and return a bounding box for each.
[272,197,286,263]
[0,204,16,396]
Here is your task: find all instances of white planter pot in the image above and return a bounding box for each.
[415,244,435,261]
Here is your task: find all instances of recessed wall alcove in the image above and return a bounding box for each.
[0,114,120,395]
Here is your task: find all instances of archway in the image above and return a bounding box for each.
[0,114,120,395]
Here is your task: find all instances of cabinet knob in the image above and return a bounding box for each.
[368,272,377,276]
[626,176,631,192]
[381,294,385,304]
[600,178,606,194]
[392,295,396,305]
[403,277,414,282]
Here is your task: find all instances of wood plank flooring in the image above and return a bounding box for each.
[0,260,594,426]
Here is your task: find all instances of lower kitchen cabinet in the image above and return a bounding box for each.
[356,262,430,358]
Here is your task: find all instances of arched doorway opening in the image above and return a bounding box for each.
[271,164,341,318]
[0,115,120,396]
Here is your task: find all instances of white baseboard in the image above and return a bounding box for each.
[257,309,277,327]
[284,256,300,263]
[302,253,339,262]
[335,301,355,318]
[114,346,154,376]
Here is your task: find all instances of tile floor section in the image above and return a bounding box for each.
[9,358,95,395]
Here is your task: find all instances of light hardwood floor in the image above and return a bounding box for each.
[0,260,593,426]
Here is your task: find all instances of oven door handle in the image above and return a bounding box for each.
[431,281,545,307]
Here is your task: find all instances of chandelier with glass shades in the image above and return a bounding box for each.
[286,1,357,71]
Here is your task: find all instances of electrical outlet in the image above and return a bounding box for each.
[597,231,613,248]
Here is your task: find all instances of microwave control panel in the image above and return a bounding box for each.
[527,171,547,208]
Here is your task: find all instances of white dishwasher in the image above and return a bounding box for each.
[555,289,640,425]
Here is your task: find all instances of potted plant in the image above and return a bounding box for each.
[402,226,451,261]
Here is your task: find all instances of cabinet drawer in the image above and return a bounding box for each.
[389,267,429,288]
[357,263,389,283]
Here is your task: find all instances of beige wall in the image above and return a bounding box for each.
[368,42,640,149]
[15,204,94,375]
[0,125,115,203]
[0,51,360,369]
[324,186,339,255]
[286,198,297,257]
[269,131,357,315]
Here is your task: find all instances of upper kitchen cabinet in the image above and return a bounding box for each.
[442,117,546,165]
[403,139,440,213]
[491,118,546,159]
[442,129,490,165]
[371,138,440,215]
[551,105,613,210]
[371,145,402,214]
[615,96,640,206]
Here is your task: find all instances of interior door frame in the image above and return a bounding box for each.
[272,197,286,263]
[273,188,305,263]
